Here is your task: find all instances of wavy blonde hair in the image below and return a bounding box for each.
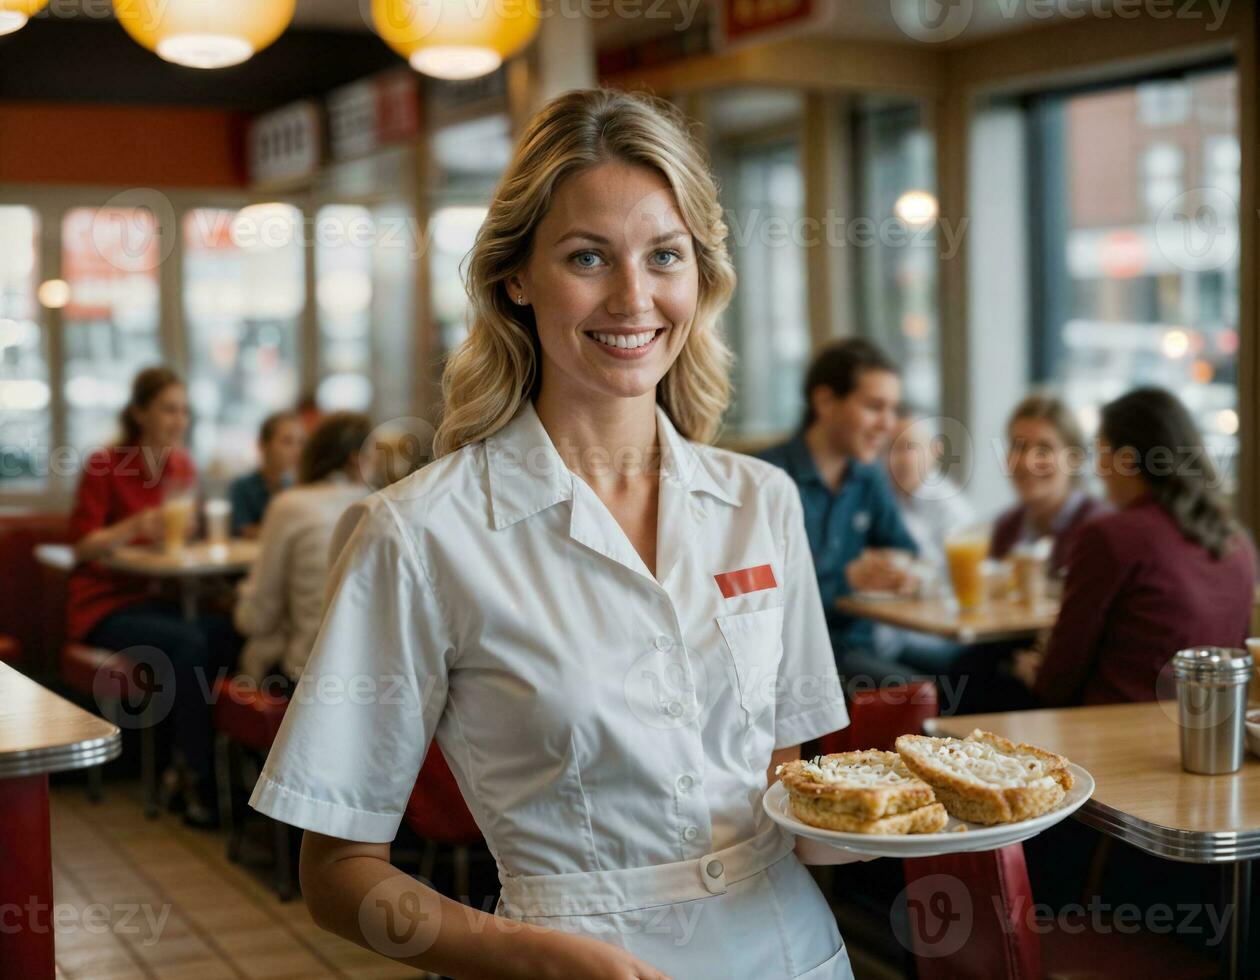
[433,88,736,457]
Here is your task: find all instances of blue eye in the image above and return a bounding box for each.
[571,250,602,269]
[652,249,683,267]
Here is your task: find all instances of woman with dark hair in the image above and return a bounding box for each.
[991,393,1107,579]
[1015,387,1255,705]
[234,412,373,683]
[68,366,240,827]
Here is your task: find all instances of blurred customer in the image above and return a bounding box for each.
[873,408,975,673]
[991,393,1107,579]
[228,411,304,539]
[295,389,324,435]
[68,366,239,827]
[1016,388,1256,705]
[758,338,918,677]
[234,412,374,684]
[886,407,975,570]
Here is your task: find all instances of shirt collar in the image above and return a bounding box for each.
[485,399,740,530]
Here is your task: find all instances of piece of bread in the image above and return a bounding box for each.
[789,798,949,835]
[895,729,1073,825]
[776,750,938,821]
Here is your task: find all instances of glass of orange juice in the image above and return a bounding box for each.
[944,531,989,610]
[161,487,196,554]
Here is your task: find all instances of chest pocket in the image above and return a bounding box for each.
[716,605,785,719]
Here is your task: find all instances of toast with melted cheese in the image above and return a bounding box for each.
[894,729,1073,825]
[776,750,943,832]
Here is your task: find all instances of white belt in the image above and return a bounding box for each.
[497,824,795,918]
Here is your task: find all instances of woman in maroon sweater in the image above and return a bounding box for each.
[1019,387,1255,705]
[990,394,1107,579]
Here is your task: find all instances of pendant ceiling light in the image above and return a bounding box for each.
[372,0,540,81]
[0,0,49,37]
[112,0,296,69]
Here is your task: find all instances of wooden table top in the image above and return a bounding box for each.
[928,701,1260,862]
[0,663,120,779]
[100,539,259,578]
[835,594,1059,643]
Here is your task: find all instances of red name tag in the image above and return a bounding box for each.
[714,564,777,598]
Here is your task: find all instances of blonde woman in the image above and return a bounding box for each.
[251,89,855,979]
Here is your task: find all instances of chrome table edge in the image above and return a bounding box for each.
[0,731,121,779]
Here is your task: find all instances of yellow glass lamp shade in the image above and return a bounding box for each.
[0,0,49,37]
[372,0,540,80]
[112,0,296,69]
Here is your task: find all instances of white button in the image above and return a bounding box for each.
[682,825,699,842]
[676,774,694,793]
[705,860,724,879]
[654,635,674,652]
[665,700,684,717]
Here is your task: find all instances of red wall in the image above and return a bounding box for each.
[0,103,248,187]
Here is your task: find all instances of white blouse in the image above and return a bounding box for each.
[251,400,853,979]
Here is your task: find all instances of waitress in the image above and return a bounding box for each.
[252,89,856,979]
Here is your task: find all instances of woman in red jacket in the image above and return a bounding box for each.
[1018,387,1255,705]
[68,366,239,827]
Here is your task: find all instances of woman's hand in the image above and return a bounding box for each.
[1010,648,1044,688]
[128,507,163,543]
[522,931,671,980]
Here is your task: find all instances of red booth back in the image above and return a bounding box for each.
[818,680,940,755]
[0,512,72,675]
[403,745,482,846]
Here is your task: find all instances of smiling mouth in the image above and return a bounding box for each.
[584,328,666,351]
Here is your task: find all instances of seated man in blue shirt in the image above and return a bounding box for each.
[758,338,919,682]
[228,411,305,539]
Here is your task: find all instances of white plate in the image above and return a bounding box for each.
[763,763,1095,858]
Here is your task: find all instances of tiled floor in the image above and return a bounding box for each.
[50,782,423,980]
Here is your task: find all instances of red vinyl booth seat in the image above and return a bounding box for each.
[819,680,940,755]
[404,745,482,846]
[211,677,289,753]
[61,642,136,702]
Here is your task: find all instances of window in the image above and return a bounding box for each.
[315,204,375,411]
[854,100,940,414]
[61,206,162,457]
[1030,66,1239,488]
[183,205,303,478]
[0,207,47,486]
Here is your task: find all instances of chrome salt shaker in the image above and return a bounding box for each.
[1173,647,1253,775]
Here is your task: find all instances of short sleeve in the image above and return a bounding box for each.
[772,473,850,748]
[249,494,454,842]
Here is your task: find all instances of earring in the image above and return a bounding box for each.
[517,294,526,305]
